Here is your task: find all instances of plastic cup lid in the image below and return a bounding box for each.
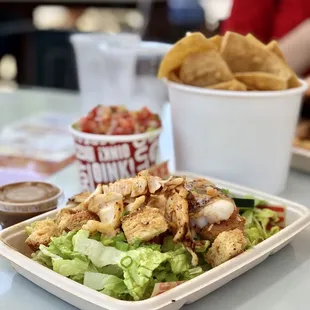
[0,181,63,213]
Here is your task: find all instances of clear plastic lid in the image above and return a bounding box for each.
[0,182,64,213]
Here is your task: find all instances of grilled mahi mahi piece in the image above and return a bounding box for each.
[186,179,245,240]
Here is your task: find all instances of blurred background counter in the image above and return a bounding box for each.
[0,0,231,90]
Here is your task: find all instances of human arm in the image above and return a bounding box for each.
[278,19,310,76]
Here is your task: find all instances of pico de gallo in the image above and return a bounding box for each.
[77,106,161,135]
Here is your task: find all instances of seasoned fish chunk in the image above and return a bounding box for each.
[205,229,247,267]
[166,191,191,242]
[199,209,245,241]
[55,208,99,232]
[125,196,146,212]
[122,206,168,244]
[25,219,60,251]
[187,179,239,240]
[87,192,124,229]
[187,179,235,224]
[67,191,91,205]
[147,194,167,214]
[83,220,118,237]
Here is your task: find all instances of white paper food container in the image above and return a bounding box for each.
[167,80,308,195]
[0,173,310,310]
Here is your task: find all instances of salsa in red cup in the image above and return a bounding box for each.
[70,106,162,191]
[77,105,161,135]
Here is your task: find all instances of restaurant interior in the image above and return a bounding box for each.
[0,1,310,310]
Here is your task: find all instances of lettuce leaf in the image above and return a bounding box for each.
[53,258,90,277]
[37,244,91,278]
[168,250,190,274]
[182,266,204,280]
[101,233,161,252]
[50,231,87,260]
[242,207,280,247]
[84,272,126,294]
[32,250,53,268]
[73,230,125,267]
[32,230,205,301]
[119,248,170,301]
[162,236,182,252]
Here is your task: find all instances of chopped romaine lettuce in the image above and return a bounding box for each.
[99,265,124,279]
[194,240,210,253]
[73,230,125,267]
[84,272,126,293]
[182,267,204,280]
[101,233,160,252]
[32,250,53,268]
[50,231,87,260]
[119,247,170,301]
[168,249,190,274]
[242,207,280,247]
[162,236,182,252]
[53,258,90,277]
[38,244,92,278]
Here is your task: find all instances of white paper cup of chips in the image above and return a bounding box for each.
[69,125,162,192]
[167,80,307,194]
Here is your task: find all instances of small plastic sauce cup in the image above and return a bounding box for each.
[0,181,64,229]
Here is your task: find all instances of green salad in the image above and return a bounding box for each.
[26,174,283,302]
[222,190,282,248]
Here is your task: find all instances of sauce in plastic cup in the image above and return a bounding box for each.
[69,124,162,191]
[0,181,63,229]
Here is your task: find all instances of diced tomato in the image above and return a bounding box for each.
[78,105,161,135]
[87,105,100,120]
[79,118,99,134]
[137,107,152,120]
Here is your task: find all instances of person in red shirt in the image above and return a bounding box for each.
[221,0,310,115]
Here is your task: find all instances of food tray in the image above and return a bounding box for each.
[291,147,310,173]
[1,172,310,310]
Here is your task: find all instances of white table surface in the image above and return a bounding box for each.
[1,88,310,310]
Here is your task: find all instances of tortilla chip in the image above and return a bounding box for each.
[288,75,301,88]
[157,32,216,79]
[220,32,292,81]
[234,72,287,90]
[267,41,301,88]
[207,79,247,91]
[209,35,222,50]
[266,41,301,88]
[246,33,266,49]
[168,70,183,84]
[266,40,286,61]
[179,50,234,87]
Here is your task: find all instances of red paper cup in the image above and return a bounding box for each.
[69,125,162,191]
